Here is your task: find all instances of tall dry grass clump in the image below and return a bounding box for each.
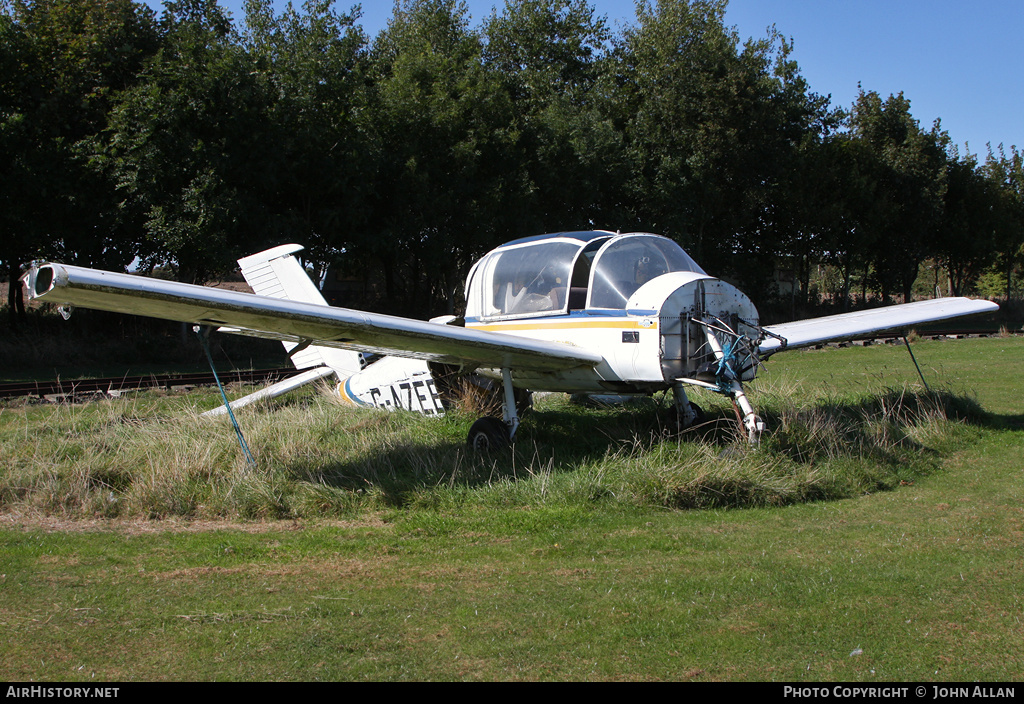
[1,395,245,518]
[604,381,986,510]
[0,377,988,520]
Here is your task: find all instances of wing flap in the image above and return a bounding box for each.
[759,298,999,354]
[23,263,603,372]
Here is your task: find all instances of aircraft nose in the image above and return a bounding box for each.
[657,277,760,327]
[646,275,761,384]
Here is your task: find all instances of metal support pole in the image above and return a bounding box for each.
[902,335,931,393]
[195,326,256,468]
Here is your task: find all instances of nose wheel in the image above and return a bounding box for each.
[678,315,766,443]
[672,383,705,430]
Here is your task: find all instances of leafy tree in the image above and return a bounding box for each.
[94,0,273,283]
[982,145,1024,300]
[482,0,624,232]
[849,90,948,303]
[821,135,889,308]
[612,0,829,296]
[935,150,1001,296]
[361,0,521,315]
[1,0,158,326]
[614,0,737,261]
[484,0,607,104]
[239,0,369,279]
[772,129,877,312]
[3,0,1017,324]
[0,8,36,325]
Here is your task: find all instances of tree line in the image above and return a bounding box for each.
[3,0,1022,327]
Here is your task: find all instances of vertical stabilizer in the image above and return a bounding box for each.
[237,245,364,376]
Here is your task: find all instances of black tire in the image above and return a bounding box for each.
[514,389,533,417]
[467,417,510,451]
[678,402,705,429]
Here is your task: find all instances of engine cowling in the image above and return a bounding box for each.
[627,272,761,383]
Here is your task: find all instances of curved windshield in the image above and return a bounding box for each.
[589,236,705,309]
[476,241,580,318]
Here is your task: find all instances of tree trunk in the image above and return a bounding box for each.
[7,263,27,329]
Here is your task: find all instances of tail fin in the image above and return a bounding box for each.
[237,244,364,377]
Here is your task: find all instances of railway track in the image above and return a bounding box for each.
[0,368,300,400]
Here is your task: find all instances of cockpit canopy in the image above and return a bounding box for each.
[465,231,705,321]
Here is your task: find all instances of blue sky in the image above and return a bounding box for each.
[142,0,1022,155]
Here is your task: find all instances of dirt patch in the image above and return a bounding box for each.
[0,511,390,535]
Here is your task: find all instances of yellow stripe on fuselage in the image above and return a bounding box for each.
[336,379,358,406]
[468,318,657,332]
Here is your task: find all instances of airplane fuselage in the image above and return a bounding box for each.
[332,232,762,409]
[461,232,760,394]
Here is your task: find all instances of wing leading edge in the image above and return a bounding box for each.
[22,262,603,373]
[758,297,1000,355]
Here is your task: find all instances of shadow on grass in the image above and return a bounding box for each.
[277,387,994,510]
[280,399,682,507]
[991,413,1024,431]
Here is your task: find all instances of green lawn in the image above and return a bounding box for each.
[1,337,1021,681]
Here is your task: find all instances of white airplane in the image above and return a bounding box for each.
[22,231,998,447]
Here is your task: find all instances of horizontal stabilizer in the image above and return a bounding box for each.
[201,366,336,417]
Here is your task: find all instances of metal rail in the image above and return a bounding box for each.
[0,368,298,399]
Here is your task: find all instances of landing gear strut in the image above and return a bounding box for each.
[466,368,520,450]
[672,383,705,430]
[678,315,766,443]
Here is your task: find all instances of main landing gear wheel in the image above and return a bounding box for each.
[467,417,510,451]
[681,402,705,429]
[671,383,705,431]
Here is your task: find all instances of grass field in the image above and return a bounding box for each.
[1,336,1021,681]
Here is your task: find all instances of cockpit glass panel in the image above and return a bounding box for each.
[479,242,580,318]
[589,236,705,309]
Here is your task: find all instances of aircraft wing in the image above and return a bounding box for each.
[22,263,603,372]
[758,297,1000,355]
